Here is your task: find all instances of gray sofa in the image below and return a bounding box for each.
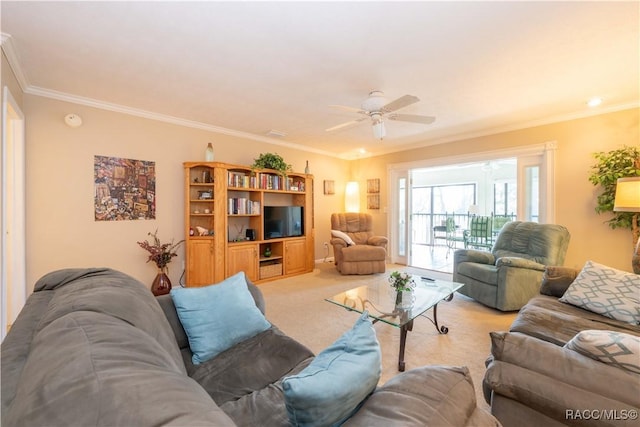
[1,267,499,426]
[483,266,640,426]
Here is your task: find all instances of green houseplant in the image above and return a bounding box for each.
[251,153,292,176]
[588,145,640,247]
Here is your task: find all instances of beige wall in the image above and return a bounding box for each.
[351,108,640,272]
[23,95,348,291]
[19,91,640,292]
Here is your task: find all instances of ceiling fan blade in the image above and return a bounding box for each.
[388,113,436,125]
[381,95,420,113]
[329,104,366,114]
[325,117,367,132]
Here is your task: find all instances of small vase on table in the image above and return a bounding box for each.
[395,289,414,309]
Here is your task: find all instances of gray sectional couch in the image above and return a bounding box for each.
[1,267,499,426]
[483,266,640,426]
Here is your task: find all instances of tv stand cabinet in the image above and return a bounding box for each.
[184,162,314,286]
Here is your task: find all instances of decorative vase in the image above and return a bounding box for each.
[151,267,172,296]
[395,290,414,309]
[304,160,310,174]
[264,246,272,257]
[205,143,215,162]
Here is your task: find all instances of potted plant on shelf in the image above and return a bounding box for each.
[389,271,416,309]
[251,152,292,176]
[137,229,184,296]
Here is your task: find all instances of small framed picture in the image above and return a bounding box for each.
[367,194,380,210]
[324,180,335,195]
[367,178,380,194]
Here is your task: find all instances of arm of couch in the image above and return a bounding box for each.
[330,237,348,249]
[484,332,640,425]
[495,257,546,271]
[539,266,579,298]
[367,235,388,247]
[454,248,496,265]
[345,366,499,427]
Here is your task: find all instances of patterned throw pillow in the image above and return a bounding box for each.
[565,330,640,374]
[559,261,640,324]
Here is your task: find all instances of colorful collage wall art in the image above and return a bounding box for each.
[94,155,156,221]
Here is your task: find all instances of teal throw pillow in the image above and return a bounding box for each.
[170,272,271,365]
[282,311,381,427]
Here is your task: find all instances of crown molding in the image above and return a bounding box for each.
[23,84,339,158]
[1,33,30,92]
[355,101,640,160]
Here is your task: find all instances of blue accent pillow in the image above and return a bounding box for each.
[170,272,271,365]
[282,311,381,427]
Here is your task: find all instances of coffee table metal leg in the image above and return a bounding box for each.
[426,293,454,334]
[398,319,414,371]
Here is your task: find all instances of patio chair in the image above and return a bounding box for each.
[491,215,512,235]
[463,215,493,250]
[444,214,465,258]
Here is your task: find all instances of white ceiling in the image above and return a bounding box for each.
[1,1,638,159]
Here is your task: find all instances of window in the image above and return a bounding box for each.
[493,180,517,216]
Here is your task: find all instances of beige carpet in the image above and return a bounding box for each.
[258,262,518,410]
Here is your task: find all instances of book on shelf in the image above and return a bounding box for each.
[228,171,305,191]
[228,198,260,215]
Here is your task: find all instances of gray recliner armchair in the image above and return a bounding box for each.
[453,221,570,311]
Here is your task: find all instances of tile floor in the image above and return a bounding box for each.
[410,243,465,274]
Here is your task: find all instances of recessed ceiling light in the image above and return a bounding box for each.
[587,97,603,108]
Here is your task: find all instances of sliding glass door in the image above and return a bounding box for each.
[388,143,556,269]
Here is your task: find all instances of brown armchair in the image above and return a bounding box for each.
[330,213,387,275]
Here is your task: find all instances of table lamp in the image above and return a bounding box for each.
[613,177,640,274]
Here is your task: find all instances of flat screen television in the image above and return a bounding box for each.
[264,206,304,239]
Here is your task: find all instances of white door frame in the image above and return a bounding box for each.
[2,86,26,340]
[388,169,410,264]
[387,142,557,266]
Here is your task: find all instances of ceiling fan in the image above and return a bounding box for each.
[326,90,435,140]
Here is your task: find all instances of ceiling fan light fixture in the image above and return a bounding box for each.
[372,120,386,140]
[327,90,434,139]
[361,90,387,111]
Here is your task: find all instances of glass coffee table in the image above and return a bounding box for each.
[325,276,463,371]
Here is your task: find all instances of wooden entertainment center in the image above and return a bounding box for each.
[183,162,314,286]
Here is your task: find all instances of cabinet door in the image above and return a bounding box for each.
[284,239,307,275]
[227,244,259,282]
[187,240,215,286]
